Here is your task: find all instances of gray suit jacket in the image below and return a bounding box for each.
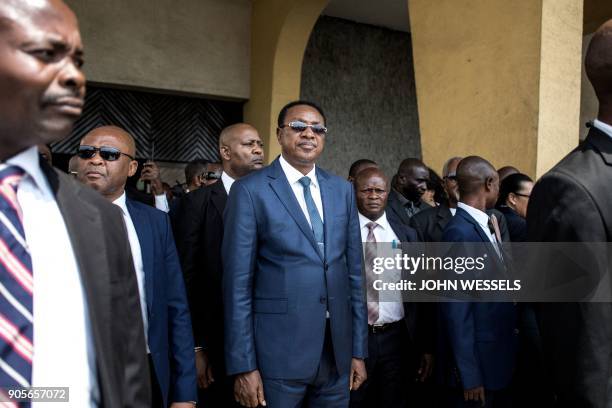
[41,161,151,407]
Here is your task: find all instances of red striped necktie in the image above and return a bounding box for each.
[0,165,33,404]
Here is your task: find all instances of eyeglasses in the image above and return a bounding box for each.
[280,121,328,135]
[513,192,530,198]
[444,174,457,181]
[77,145,135,161]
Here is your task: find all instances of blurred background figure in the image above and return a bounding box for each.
[347,158,378,183]
[203,162,223,186]
[387,158,430,225]
[497,165,519,183]
[184,159,210,193]
[421,167,446,207]
[496,173,533,242]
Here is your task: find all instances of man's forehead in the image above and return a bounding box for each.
[286,106,322,122]
[0,0,79,39]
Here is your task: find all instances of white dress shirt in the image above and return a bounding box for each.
[593,119,612,139]
[457,202,499,247]
[154,194,169,213]
[221,171,235,195]
[112,193,149,351]
[449,207,457,216]
[279,155,324,226]
[358,212,404,324]
[4,146,98,407]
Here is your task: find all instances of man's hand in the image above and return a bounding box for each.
[195,350,214,389]
[417,353,433,382]
[234,370,266,407]
[464,386,486,406]
[140,161,164,195]
[349,358,367,391]
[170,403,196,408]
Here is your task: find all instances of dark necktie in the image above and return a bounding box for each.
[0,166,33,391]
[298,177,324,255]
[365,222,379,325]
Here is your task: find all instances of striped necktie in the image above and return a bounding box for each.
[365,222,379,325]
[0,166,34,396]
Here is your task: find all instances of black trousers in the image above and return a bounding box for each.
[349,321,414,408]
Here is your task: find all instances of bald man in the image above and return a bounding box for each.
[0,1,150,406]
[172,123,264,406]
[439,156,518,408]
[527,20,612,407]
[78,126,197,408]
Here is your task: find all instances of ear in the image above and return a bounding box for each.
[485,176,495,191]
[128,160,138,177]
[508,192,518,206]
[220,145,231,161]
[276,127,282,143]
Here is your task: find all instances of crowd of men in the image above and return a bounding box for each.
[2,0,612,407]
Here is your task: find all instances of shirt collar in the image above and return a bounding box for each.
[358,211,390,231]
[593,119,612,139]
[112,191,129,216]
[279,154,318,189]
[4,146,51,197]
[457,202,490,230]
[221,171,235,195]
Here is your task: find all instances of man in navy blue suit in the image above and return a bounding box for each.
[440,156,518,407]
[77,126,197,408]
[222,101,368,407]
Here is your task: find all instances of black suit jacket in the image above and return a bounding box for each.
[386,189,412,225]
[173,180,226,357]
[409,204,511,243]
[527,127,612,407]
[41,161,151,407]
[386,214,436,354]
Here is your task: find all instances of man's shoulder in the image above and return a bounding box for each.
[411,204,442,224]
[52,168,120,217]
[128,197,168,223]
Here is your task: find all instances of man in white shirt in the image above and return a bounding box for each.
[349,167,432,408]
[77,126,197,408]
[0,1,150,406]
[172,122,264,407]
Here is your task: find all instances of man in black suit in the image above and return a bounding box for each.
[387,158,430,225]
[527,20,612,407]
[349,167,433,408]
[0,0,150,406]
[411,157,510,243]
[173,123,264,406]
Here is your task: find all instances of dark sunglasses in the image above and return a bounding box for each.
[77,145,135,161]
[280,121,327,135]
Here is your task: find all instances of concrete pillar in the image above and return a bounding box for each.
[244,0,329,162]
[409,0,583,178]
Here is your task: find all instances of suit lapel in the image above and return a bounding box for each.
[126,199,154,314]
[457,208,492,243]
[210,180,227,219]
[389,190,410,225]
[317,169,332,261]
[267,159,322,259]
[41,163,112,372]
[587,127,612,166]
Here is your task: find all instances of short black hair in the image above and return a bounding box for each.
[277,100,326,128]
[348,159,377,179]
[497,173,533,206]
[184,159,210,184]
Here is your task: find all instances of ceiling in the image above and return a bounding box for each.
[323,0,410,32]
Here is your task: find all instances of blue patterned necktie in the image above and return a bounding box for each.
[0,165,34,396]
[298,177,324,255]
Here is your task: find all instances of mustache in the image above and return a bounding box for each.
[41,92,84,106]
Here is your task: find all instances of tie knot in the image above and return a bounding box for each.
[366,221,378,232]
[0,165,25,189]
[298,176,311,188]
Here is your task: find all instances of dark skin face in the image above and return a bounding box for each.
[77,127,138,202]
[277,105,325,175]
[443,158,461,206]
[0,0,85,160]
[397,165,429,203]
[355,173,389,221]
[219,125,265,179]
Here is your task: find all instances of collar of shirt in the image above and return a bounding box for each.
[358,211,391,232]
[3,145,52,199]
[593,119,612,139]
[221,171,235,195]
[279,154,319,190]
[112,191,129,216]
[457,202,490,233]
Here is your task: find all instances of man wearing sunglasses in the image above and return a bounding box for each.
[223,101,367,407]
[173,123,264,407]
[0,1,150,406]
[77,126,197,408]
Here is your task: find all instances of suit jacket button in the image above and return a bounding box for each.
[320,296,326,304]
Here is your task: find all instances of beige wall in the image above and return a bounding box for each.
[66,0,251,99]
[409,0,583,179]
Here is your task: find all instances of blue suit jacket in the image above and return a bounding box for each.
[222,158,368,379]
[439,207,518,391]
[126,199,197,405]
